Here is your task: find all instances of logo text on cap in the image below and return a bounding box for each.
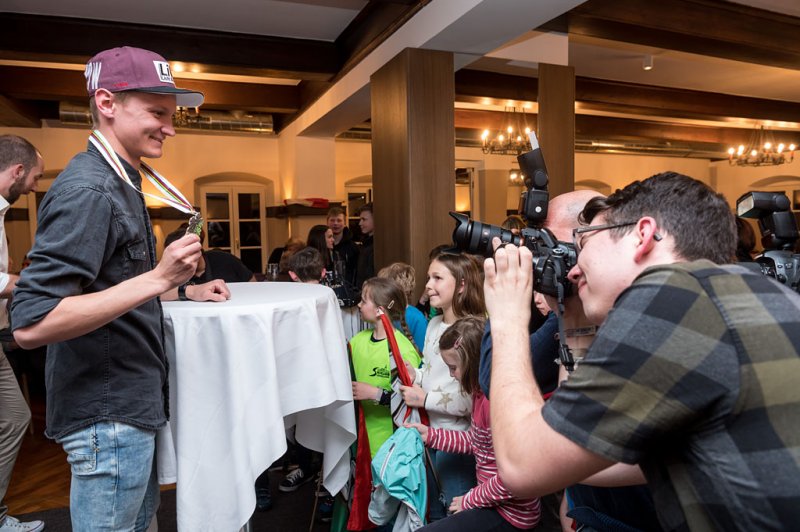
[154,61,175,85]
[85,62,102,92]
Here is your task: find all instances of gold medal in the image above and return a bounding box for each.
[186,212,204,237]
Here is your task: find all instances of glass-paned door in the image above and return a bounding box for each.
[200,185,267,274]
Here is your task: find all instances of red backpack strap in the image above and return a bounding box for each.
[378,311,430,426]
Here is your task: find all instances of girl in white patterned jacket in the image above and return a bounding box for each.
[400,252,485,520]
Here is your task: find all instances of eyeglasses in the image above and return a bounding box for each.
[572,221,636,253]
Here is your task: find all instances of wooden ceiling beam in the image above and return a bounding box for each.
[0,67,301,113]
[0,95,44,128]
[575,77,800,123]
[0,13,339,81]
[454,109,800,149]
[455,69,800,124]
[455,70,537,105]
[336,0,429,73]
[541,0,800,70]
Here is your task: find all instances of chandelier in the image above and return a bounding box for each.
[508,168,525,186]
[728,125,795,167]
[174,106,208,127]
[481,107,532,156]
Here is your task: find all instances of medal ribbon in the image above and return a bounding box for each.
[89,130,195,214]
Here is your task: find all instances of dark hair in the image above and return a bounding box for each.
[439,316,486,395]
[428,244,452,261]
[279,240,306,274]
[362,277,419,352]
[356,202,373,216]
[501,215,526,232]
[735,218,756,262]
[307,225,332,265]
[579,172,736,264]
[430,252,485,318]
[0,135,38,174]
[288,247,325,282]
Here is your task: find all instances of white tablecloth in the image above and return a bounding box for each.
[157,282,356,531]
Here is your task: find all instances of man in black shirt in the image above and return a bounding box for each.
[327,206,359,285]
[11,46,229,531]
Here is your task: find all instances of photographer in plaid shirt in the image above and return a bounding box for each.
[485,172,800,531]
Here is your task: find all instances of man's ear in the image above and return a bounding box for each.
[321,267,327,280]
[94,89,116,120]
[288,271,299,282]
[11,163,25,180]
[632,216,661,263]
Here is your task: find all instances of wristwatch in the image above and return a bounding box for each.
[178,283,190,301]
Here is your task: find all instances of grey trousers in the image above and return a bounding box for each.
[0,350,30,521]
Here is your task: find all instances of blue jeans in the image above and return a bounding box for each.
[57,421,159,531]
[426,448,476,521]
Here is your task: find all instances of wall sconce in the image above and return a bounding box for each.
[643,55,654,71]
[508,169,525,186]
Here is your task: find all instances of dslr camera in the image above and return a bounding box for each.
[736,191,800,292]
[450,132,577,298]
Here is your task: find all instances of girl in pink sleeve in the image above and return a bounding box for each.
[408,316,541,531]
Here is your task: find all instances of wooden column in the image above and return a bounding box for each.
[537,63,575,197]
[371,48,455,298]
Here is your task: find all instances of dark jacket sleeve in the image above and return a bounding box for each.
[479,313,560,399]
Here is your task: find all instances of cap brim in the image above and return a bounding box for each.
[137,87,205,108]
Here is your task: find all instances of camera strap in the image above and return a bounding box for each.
[552,262,578,373]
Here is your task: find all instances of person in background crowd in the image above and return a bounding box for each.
[415,244,450,321]
[409,316,541,532]
[273,239,307,282]
[287,247,326,283]
[307,225,336,273]
[401,252,485,520]
[354,203,374,290]
[327,207,359,285]
[11,46,229,532]
[0,135,44,532]
[348,277,422,530]
[735,217,756,262]
[268,236,305,265]
[164,224,255,283]
[501,214,526,235]
[484,190,661,532]
[377,262,427,350]
[253,246,327,513]
[487,172,800,531]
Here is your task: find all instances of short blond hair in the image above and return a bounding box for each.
[377,262,415,302]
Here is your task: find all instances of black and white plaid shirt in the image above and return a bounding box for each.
[543,260,800,531]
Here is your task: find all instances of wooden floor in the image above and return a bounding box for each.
[4,395,177,516]
[4,398,71,514]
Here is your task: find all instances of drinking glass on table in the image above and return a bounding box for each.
[266,263,279,281]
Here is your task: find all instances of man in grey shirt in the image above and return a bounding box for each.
[0,135,44,532]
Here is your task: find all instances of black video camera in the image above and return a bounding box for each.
[736,191,800,292]
[450,132,577,298]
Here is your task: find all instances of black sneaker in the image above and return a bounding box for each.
[255,486,273,511]
[279,467,313,492]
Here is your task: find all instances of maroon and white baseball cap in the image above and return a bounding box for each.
[85,46,204,108]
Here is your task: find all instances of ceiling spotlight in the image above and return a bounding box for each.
[643,55,654,71]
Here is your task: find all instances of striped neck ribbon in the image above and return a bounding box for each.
[89,130,195,214]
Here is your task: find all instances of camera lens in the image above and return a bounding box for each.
[450,212,521,257]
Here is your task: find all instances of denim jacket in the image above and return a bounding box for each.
[11,142,168,439]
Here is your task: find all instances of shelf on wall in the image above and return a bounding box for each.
[266,202,342,218]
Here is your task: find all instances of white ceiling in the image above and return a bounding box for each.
[3,0,800,133]
[2,0,367,41]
